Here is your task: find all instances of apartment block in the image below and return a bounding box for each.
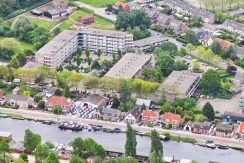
[35,29,133,68]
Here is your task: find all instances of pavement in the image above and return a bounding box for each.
[1,108,244,149]
[74,1,116,21]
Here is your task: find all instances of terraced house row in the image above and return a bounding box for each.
[35,29,133,68]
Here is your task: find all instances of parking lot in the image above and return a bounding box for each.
[71,101,95,119]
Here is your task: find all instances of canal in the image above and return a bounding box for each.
[0,118,243,163]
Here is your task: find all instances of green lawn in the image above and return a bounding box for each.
[0,37,34,53]
[79,0,132,8]
[58,10,114,31]
[28,17,54,30]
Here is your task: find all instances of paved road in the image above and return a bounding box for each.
[74,1,116,21]
[1,108,244,149]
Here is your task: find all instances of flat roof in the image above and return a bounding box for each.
[23,61,42,68]
[0,131,12,137]
[159,70,200,94]
[79,28,132,38]
[36,30,78,55]
[134,35,168,47]
[105,53,152,78]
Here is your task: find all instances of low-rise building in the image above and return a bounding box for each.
[169,19,189,35]
[161,112,184,128]
[184,121,213,134]
[162,0,215,24]
[124,107,141,123]
[134,35,168,51]
[238,122,244,138]
[44,7,67,19]
[98,107,124,122]
[83,94,109,110]
[214,38,232,50]
[46,96,72,113]
[0,131,12,141]
[156,70,200,102]
[214,123,235,138]
[223,111,244,122]
[135,98,151,108]
[114,1,130,12]
[141,110,160,125]
[222,20,244,38]
[105,53,152,78]
[79,15,94,25]
[5,94,33,109]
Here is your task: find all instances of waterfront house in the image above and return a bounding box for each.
[162,112,184,128]
[124,107,141,123]
[238,122,244,138]
[99,107,124,122]
[0,131,12,141]
[83,94,109,110]
[45,87,56,98]
[141,110,160,125]
[222,111,244,123]
[184,121,213,134]
[46,96,72,113]
[214,123,235,138]
[5,94,33,109]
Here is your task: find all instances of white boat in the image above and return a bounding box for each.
[206,143,216,149]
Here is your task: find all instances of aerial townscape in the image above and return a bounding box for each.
[1,0,244,163]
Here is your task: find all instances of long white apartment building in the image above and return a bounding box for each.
[35,29,133,68]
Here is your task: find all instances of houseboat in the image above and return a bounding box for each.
[58,121,82,131]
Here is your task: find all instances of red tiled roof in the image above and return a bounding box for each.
[46,96,70,106]
[0,89,4,98]
[239,122,244,135]
[202,35,211,44]
[162,112,184,124]
[214,38,232,50]
[141,110,159,118]
[114,1,130,12]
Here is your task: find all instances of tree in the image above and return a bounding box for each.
[19,153,28,162]
[211,41,222,54]
[215,11,229,24]
[53,105,62,115]
[184,30,200,45]
[155,52,175,76]
[35,143,50,163]
[44,152,60,163]
[38,100,45,109]
[221,46,237,60]
[115,12,132,30]
[175,60,188,70]
[149,150,163,163]
[153,47,163,56]
[106,4,113,12]
[34,95,42,103]
[8,56,20,68]
[10,16,34,39]
[159,42,178,55]
[72,137,84,158]
[69,156,83,163]
[0,140,11,163]
[200,70,221,95]
[191,15,204,27]
[96,49,102,57]
[203,102,215,121]
[119,81,131,111]
[125,124,137,157]
[106,156,139,163]
[24,129,41,152]
[150,130,163,154]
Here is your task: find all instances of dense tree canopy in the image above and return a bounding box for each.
[24,129,41,152]
[155,52,175,77]
[125,124,137,157]
[200,70,221,95]
[203,102,215,121]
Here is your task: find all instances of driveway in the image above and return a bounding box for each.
[74,1,116,21]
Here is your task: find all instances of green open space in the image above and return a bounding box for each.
[79,0,121,8]
[28,17,54,30]
[58,10,114,31]
[0,37,35,52]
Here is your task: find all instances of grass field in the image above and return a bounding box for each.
[0,37,34,52]
[58,10,114,31]
[79,0,131,8]
[28,17,54,30]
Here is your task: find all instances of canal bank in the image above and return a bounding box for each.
[0,118,244,163]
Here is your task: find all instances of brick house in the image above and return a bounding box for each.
[214,123,235,138]
[79,15,94,25]
[161,112,184,128]
[141,110,159,125]
[46,96,72,113]
[238,122,244,138]
[114,1,130,12]
[184,121,213,134]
